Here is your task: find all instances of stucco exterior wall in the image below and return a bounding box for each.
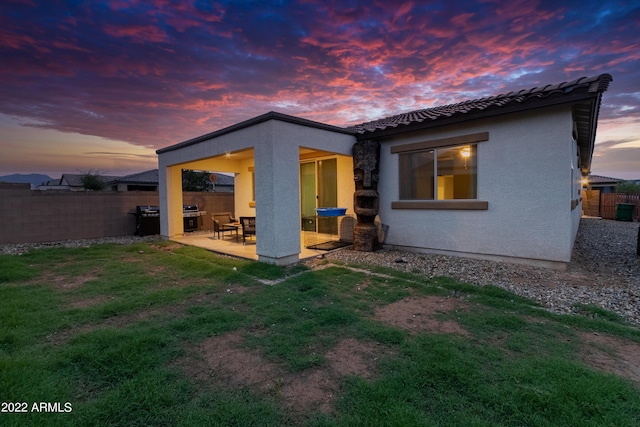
[337,155,355,215]
[234,157,255,218]
[377,106,576,266]
[253,121,302,263]
[569,137,583,257]
[157,117,356,264]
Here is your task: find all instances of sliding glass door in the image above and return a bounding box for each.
[300,158,337,232]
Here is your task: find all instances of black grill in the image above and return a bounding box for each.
[137,205,160,217]
[182,205,201,232]
[135,205,160,236]
[133,205,205,235]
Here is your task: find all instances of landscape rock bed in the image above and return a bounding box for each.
[0,235,161,256]
[322,218,640,326]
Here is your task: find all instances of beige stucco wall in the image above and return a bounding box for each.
[234,157,256,218]
[377,106,577,267]
[337,155,355,215]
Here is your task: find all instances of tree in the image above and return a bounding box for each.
[616,181,640,193]
[80,170,106,191]
[182,169,212,192]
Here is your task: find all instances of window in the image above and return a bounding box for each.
[391,132,488,210]
[399,144,477,200]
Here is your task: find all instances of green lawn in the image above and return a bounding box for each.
[1,241,639,426]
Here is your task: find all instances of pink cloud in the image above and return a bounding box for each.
[392,1,414,23]
[0,29,49,53]
[450,12,476,28]
[102,24,168,43]
[1,0,638,170]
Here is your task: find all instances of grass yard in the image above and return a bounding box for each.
[1,241,640,426]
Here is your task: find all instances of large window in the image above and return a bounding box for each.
[399,144,477,200]
[391,132,488,210]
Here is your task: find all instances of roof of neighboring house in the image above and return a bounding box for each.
[111,169,159,184]
[588,174,624,184]
[61,173,122,187]
[211,173,234,186]
[110,169,234,187]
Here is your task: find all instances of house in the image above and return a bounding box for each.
[36,173,122,191]
[109,169,159,191]
[156,73,612,268]
[110,169,242,192]
[586,174,624,194]
[35,169,234,193]
[209,172,235,192]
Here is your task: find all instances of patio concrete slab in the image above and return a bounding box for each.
[172,231,331,262]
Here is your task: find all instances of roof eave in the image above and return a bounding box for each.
[575,95,603,175]
[157,111,355,154]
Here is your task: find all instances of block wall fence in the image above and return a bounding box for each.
[583,189,639,221]
[0,184,234,244]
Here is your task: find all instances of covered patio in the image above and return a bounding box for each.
[156,112,357,265]
[171,231,331,261]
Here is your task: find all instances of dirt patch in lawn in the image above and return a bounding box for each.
[579,331,640,389]
[149,242,185,252]
[178,332,394,415]
[374,296,471,336]
[35,267,102,290]
[224,286,253,294]
[47,306,168,345]
[67,295,112,309]
[48,293,217,346]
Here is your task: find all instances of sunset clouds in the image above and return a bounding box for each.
[1,0,638,178]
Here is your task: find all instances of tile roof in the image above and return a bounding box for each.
[61,173,122,187]
[588,174,624,184]
[211,173,234,186]
[112,169,159,184]
[349,74,613,135]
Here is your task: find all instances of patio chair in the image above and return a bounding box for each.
[212,212,238,239]
[239,216,256,245]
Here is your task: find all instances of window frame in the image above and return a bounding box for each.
[391,132,489,210]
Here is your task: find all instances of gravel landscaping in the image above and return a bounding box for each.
[2,218,639,325]
[0,235,162,256]
[322,218,640,325]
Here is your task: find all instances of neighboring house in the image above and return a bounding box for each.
[586,174,624,194]
[35,179,68,190]
[209,172,235,192]
[109,169,159,191]
[35,169,233,192]
[37,173,122,191]
[157,74,612,268]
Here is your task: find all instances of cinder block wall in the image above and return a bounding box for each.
[0,186,234,244]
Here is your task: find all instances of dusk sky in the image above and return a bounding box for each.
[1,0,639,180]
